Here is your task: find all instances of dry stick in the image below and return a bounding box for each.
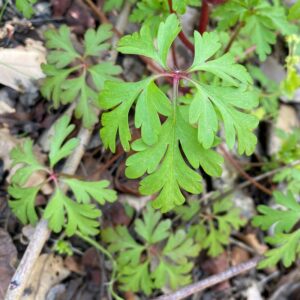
[5,3,131,300]
[207,159,300,203]
[152,257,261,300]
[219,145,273,196]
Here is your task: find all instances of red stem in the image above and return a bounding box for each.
[199,0,210,34]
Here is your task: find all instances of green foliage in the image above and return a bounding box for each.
[281,34,300,99]
[214,0,295,60]
[253,192,300,268]
[41,25,122,128]
[289,0,300,20]
[55,240,74,256]
[272,129,300,195]
[102,204,200,295]
[15,0,36,18]
[176,198,246,257]
[8,116,117,236]
[129,0,199,34]
[100,14,258,212]
[247,65,279,119]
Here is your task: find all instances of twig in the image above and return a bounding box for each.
[208,159,300,202]
[224,22,243,53]
[219,145,273,196]
[5,3,131,300]
[152,257,260,300]
[84,0,122,37]
[199,0,210,34]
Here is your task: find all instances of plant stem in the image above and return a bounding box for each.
[224,22,243,53]
[199,0,210,34]
[152,257,260,300]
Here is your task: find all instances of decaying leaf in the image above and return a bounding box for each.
[0,39,45,92]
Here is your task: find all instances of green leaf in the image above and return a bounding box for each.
[41,65,76,108]
[134,81,172,145]
[289,0,300,20]
[15,0,37,18]
[99,78,153,152]
[44,188,101,236]
[192,198,245,257]
[44,25,80,68]
[253,191,300,234]
[8,185,39,224]
[126,107,223,212]
[42,24,120,128]
[103,205,199,294]
[103,0,124,12]
[88,62,122,90]
[214,0,295,61]
[189,31,252,85]
[191,84,259,155]
[120,261,153,295]
[118,14,181,69]
[102,226,145,266]
[10,139,45,185]
[134,204,171,244]
[61,75,99,128]
[49,115,79,168]
[253,192,300,268]
[258,230,300,268]
[63,178,117,204]
[156,14,181,68]
[153,230,200,289]
[84,24,113,57]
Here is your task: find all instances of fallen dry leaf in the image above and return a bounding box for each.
[0,39,45,92]
[21,254,70,300]
[0,228,17,300]
[231,246,250,266]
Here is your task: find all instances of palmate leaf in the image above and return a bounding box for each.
[8,185,39,224]
[134,205,171,244]
[83,24,112,57]
[103,205,200,295]
[44,25,80,68]
[126,107,223,212]
[10,139,45,185]
[42,24,121,128]
[44,188,101,236]
[63,178,117,204]
[49,115,79,168]
[118,13,180,69]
